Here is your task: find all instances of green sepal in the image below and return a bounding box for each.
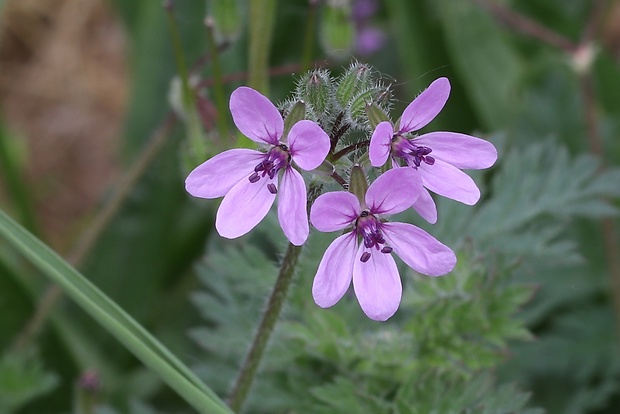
[365,102,391,130]
[349,165,368,206]
[283,101,307,138]
[313,159,336,177]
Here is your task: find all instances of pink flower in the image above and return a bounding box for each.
[310,168,456,321]
[369,77,498,224]
[186,87,330,245]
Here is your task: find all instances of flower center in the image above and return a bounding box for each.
[247,144,291,193]
[355,210,393,263]
[391,134,435,169]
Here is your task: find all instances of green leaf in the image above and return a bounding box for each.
[0,349,58,412]
[436,0,523,129]
[0,209,232,414]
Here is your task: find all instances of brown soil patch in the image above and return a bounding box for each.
[0,0,128,251]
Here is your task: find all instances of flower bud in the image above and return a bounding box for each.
[283,100,307,137]
[295,69,334,125]
[313,159,336,177]
[348,85,389,129]
[349,164,368,206]
[365,101,390,129]
[336,61,373,108]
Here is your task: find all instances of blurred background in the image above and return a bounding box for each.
[0,0,620,413]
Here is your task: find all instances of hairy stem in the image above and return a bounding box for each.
[227,183,324,412]
[227,242,302,412]
[332,140,370,161]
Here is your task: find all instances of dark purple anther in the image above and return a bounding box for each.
[391,136,435,169]
[355,210,392,263]
[248,172,260,183]
[249,145,290,185]
[267,183,277,194]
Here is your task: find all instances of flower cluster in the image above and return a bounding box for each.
[186,63,497,321]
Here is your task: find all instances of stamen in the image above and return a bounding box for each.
[248,172,260,183]
[248,145,291,186]
[391,136,435,169]
[267,183,277,194]
[356,211,390,263]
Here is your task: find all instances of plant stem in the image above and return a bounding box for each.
[227,242,302,412]
[165,1,206,158]
[301,1,318,72]
[204,16,230,142]
[248,0,278,94]
[332,140,369,161]
[165,2,193,110]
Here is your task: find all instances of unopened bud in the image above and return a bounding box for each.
[283,101,307,137]
[312,159,336,177]
[78,370,100,393]
[349,165,368,206]
[365,102,390,129]
[336,62,372,108]
[296,69,333,122]
[349,86,388,128]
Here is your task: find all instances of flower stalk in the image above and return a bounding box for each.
[228,243,301,412]
[165,1,206,158]
[227,240,302,412]
[204,16,230,143]
[226,180,323,412]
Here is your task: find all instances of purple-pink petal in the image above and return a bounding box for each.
[288,120,331,171]
[312,233,357,308]
[399,77,450,134]
[278,168,309,246]
[215,174,277,239]
[230,87,283,145]
[185,149,263,198]
[352,245,402,321]
[411,187,438,224]
[418,159,481,205]
[310,192,360,232]
[382,222,456,276]
[414,132,498,169]
[366,167,421,215]
[369,121,394,167]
